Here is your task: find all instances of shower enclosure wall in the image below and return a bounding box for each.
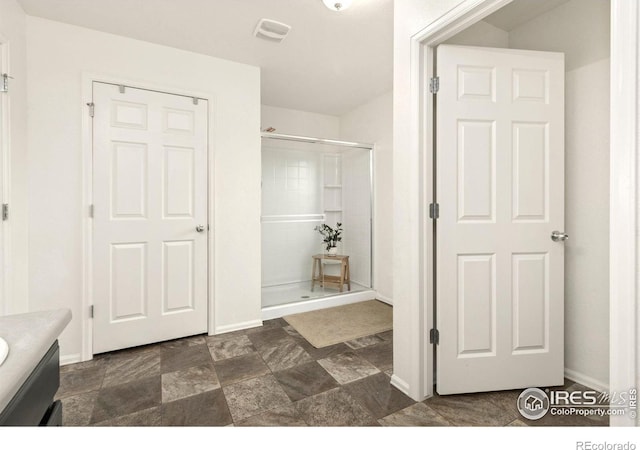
[261,134,374,318]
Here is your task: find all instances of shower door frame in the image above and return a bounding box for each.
[260,132,376,314]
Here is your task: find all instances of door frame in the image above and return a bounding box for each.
[0,35,10,316]
[409,0,636,420]
[80,74,215,363]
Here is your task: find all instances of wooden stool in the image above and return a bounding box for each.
[311,254,351,293]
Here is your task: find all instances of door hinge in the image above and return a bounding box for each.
[89,204,94,218]
[1,204,8,221]
[429,76,440,94]
[87,102,95,117]
[118,85,125,94]
[429,203,439,219]
[89,305,94,318]
[0,74,12,93]
[430,328,439,345]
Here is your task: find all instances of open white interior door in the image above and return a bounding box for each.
[436,45,565,394]
[92,82,208,354]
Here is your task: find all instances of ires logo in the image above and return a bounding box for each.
[548,390,599,406]
[518,387,636,420]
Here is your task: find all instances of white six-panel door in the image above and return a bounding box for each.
[92,82,208,354]
[436,45,565,394]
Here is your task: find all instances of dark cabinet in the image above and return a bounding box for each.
[0,341,62,426]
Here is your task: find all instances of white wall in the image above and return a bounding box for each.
[340,91,393,302]
[0,0,29,316]
[261,105,340,139]
[508,0,611,391]
[443,19,509,47]
[26,17,261,361]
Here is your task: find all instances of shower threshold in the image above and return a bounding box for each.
[261,281,376,320]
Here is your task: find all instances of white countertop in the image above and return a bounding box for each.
[0,309,72,413]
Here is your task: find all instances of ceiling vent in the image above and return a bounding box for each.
[254,19,291,43]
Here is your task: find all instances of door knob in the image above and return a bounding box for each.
[196,225,206,233]
[551,231,568,242]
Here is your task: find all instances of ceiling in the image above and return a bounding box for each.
[483,0,571,31]
[17,0,394,116]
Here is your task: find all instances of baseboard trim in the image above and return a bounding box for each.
[390,374,411,397]
[375,293,393,305]
[60,353,82,366]
[564,368,609,393]
[213,319,263,336]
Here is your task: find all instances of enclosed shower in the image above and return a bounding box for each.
[261,133,375,319]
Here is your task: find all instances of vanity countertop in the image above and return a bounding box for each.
[0,309,72,413]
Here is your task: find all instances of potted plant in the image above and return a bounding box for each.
[314,222,342,255]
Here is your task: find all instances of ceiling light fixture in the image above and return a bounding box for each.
[322,0,353,12]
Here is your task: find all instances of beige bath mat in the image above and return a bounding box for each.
[284,300,392,348]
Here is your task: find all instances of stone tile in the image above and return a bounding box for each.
[57,365,105,399]
[60,355,108,374]
[102,350,161,387]
[318,351,380,384]
[424,392,519,426]
[160,343,212,374]
[206,328,251,341]
[345,335,384,350]
[295,388,378,426]
[244,321,285,336]
[378,402,451,426]
[90,376,161,423]
[214,352,271,386]
[507,419,528,426]
[236,404,307,427]
[162,390,232,426]
[561,378,579,389]
[247,327,293,350]
[106,344,160,364]
[93,407,162,426]
[222,375,291,422]
[161,335,207,349]
[258,340,314,372]
[485,389,520,417]
[343,373,415,419]
[263,318,288,328]
[273,361,339,402]
[161,364,220,403]
[59,391,99,426]
[207,334,255,361]
[296,339,350,361]
[354,340,393,371]
[283,325,302,338]
[376,330,393,341]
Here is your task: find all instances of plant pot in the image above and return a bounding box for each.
[327,247,338,255]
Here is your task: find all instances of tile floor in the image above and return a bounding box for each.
[55,319,609,427]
